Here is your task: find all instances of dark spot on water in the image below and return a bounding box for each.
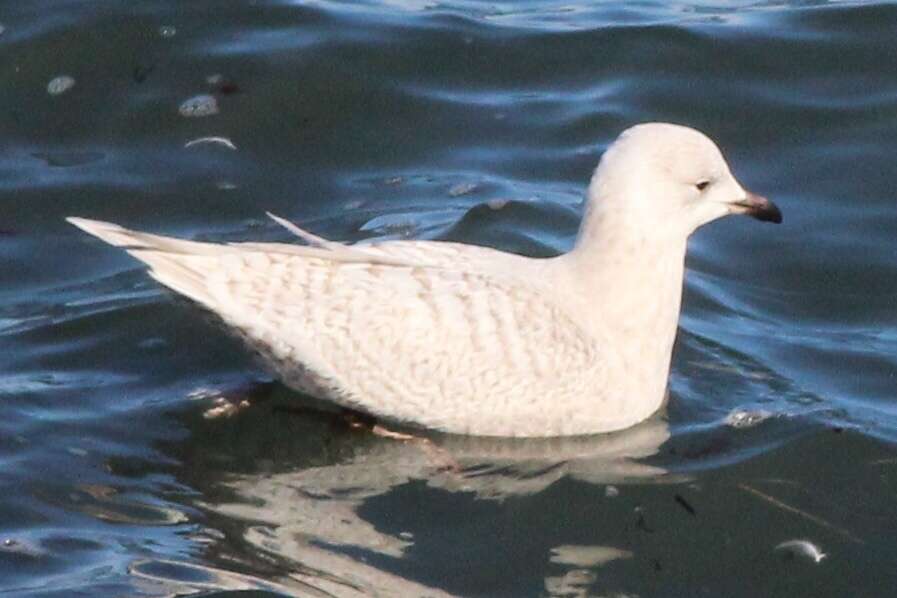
[653,559,663,572]
[635,507,654,533]
[832,426,844,434]
[216,81,240,95]
[674,494,696,516]
[132,63,155,83]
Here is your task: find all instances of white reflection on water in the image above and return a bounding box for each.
[195,415,670,595]
[546,544,633,597]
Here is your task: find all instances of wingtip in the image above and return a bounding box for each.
[265,211,335,248]
[65,216,136,247]
[265,211,289,228]
[65,215,88,227]
[66,216,116,230]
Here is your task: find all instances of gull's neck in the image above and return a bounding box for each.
[567,180,688,340]
[559,169,688,420]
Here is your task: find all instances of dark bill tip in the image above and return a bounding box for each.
[735,192,782,224]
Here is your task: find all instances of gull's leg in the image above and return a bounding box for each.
[343,413,461,473]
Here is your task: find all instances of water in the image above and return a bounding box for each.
[2,0,897,595]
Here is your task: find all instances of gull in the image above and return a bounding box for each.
[68,123,781,437]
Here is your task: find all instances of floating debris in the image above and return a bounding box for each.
[725,408,772,429]
[216,181,238,191]
[674,493,696,516]
[487,198,509,210]
[604,485,619,498]
[206,73,224,85]
[159,25,177,38]
[775,539,827,563]
[634,506,654,533]
[449,182,477,197]
[178,94,219,118]
[0,23,5,36]
[184,136,237,150]
[47,75,75,95]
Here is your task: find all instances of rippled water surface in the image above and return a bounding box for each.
[3,1,897,596]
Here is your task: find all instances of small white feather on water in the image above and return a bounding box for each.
[775,539,827,563]
[179,94,219,117]
[184,136,237,150]
[47,75,75,95]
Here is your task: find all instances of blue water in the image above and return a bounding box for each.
[2,1,897,596]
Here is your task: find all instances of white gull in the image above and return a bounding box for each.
[67,123,781,437]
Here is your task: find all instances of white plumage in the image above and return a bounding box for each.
[68,123,781,437]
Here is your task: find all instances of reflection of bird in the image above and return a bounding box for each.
[190,415,670,597]
[68,123,781,437]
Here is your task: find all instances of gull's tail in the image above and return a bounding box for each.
[67,214,423,309]
[66,217,220,307]
[67,213,434,315]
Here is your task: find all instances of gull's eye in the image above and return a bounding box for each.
[695,180,710,191]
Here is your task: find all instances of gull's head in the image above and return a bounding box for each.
[586,123,781,237]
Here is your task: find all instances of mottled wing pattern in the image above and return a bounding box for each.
[232,238,520,272]
[198,250,608,436]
